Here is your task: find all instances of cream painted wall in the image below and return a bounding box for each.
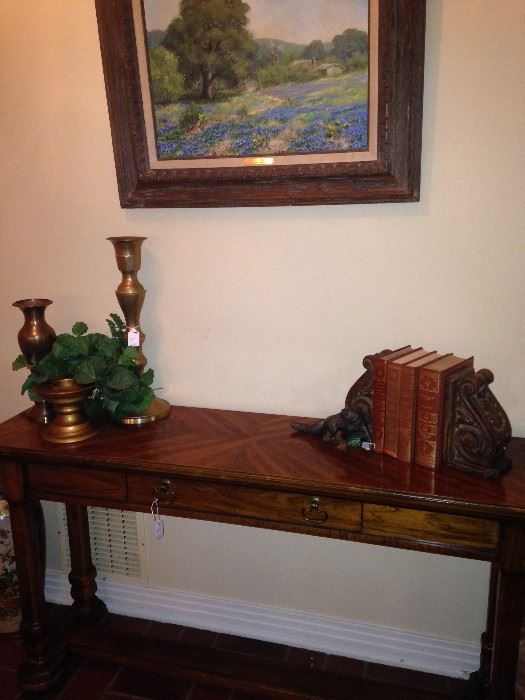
[1,1,524,644]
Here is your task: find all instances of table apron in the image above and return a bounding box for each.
[25,467,501,561]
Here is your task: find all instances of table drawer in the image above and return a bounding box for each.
[128,475,361,533]
[28,464,126,500]
[363,504,499,551]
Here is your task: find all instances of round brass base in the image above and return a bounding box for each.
[119,398,171,426]
[41,422,99,444]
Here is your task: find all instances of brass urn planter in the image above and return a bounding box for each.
[37,379,98,444]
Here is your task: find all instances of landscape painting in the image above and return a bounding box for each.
[138,0,373,165]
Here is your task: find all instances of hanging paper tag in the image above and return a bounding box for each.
[127,329,140,347]
[154,518,165,539]
[151,498,165,539]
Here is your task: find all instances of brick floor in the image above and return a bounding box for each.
[0,620,468,699]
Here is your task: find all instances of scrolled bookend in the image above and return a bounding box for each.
[445,369,512,478]
[344,352,377,427]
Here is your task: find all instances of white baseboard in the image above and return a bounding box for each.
[45,569,479,679]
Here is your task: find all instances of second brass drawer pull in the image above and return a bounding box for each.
[152,479,175,506]
[302,496,328,524]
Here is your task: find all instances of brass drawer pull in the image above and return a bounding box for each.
[302,496,328,524]
[152,479,175,506]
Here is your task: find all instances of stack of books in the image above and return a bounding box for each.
[372,346,474,467]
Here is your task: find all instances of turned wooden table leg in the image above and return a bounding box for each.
[472,563,499,697]
[488,522,525,700]
[65,504,108,624]
[2,460,63,691]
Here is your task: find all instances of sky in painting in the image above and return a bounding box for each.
[143,0,369,44]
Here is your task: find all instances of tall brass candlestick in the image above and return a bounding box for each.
[107,237,170,424]
[107,236,147,370]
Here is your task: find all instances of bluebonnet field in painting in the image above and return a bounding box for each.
[145,0,369,160]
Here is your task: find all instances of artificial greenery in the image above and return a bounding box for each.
[12,314,155,421]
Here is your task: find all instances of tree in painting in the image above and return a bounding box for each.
[149,46,184,104]
[302,39,327,62]
[332,28,368,64]
[162,0,256,100]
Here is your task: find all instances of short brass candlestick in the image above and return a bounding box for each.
[107,236,170,425]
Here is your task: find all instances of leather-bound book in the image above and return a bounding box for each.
[372,346,413,453]
[414,355,474,469]
[396,351,446,463]
[383,348,434,458]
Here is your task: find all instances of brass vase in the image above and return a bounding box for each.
[107,237,170,424]
[37,378,98,444]
[12,298,56,424]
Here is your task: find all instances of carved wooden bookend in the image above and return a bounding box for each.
[444,369,512,479]
[344,350,391,429]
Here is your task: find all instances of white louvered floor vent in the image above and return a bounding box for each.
[58,504,146,584]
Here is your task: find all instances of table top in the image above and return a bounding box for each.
[0,405,524,520]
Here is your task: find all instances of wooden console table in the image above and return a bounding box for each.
[0,406,524,698]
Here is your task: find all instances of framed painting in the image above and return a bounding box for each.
[95,0,426,207]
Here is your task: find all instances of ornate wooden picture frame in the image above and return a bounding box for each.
[95,0,426,208]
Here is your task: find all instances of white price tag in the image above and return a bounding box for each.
[151,498,165,539]
[154,518,165,539]
[127,329,140,347]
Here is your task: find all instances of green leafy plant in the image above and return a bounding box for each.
[12,314,155,422]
